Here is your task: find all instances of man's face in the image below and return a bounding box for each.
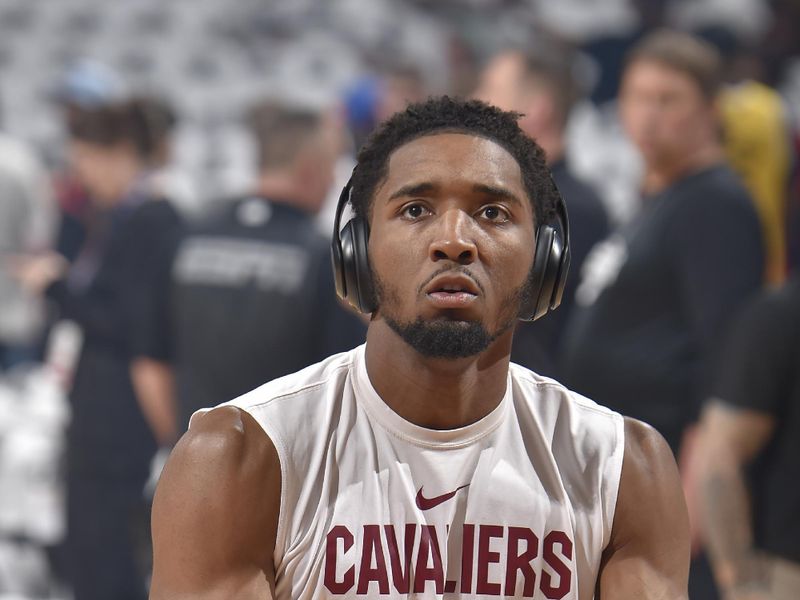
[620,59,716,169]
[368,132,537,359]
[68,140,131,206]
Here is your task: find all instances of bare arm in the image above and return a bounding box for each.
[696,400,775,598]
[149,406,281,599]
[131,357,177,447]
[596,418,690,599]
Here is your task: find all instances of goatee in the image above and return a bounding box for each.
[373,265,536,359]
[383,316,496,359]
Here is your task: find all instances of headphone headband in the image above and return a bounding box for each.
[332,172,355,247]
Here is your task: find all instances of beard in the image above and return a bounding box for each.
[384,316,496,359]
[373,265,536,360]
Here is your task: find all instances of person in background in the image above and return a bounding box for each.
[343,65,426,151]
[50,60,127,267]
[719,78,790,285]
[12,100,182,600]
[696,24,793,285]
[147,100,366,436]
[128,95,201,219]
[474,41,610,375]
[696,278,800,600]
[0,128,56,370]
[559,30,765,600]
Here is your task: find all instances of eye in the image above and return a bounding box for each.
[400,203,431,220]
[477,205,510,223]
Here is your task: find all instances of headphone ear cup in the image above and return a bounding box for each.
[331,234,347,302]
[338,217,375,314]
[523,225,555,322]
[548,236,569,311]
[350,216,376,313]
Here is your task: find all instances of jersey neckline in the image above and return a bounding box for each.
[352,344,510,449]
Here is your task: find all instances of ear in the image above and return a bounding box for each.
[518,92,553,134]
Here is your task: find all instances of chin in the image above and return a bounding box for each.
[385,314,495,360]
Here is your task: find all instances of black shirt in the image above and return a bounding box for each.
[713,279,800,564]
[49,199,182,479]
[161,197,366,431]
[560,165,764,451]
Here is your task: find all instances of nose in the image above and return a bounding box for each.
[428,208,477,265]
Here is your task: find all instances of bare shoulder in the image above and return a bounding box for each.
[150,406,281,598]
[174,405,279,473]
[158,406,281,512]
[622,417,675,477]
[596,418,689,599]
[615,417,685,532]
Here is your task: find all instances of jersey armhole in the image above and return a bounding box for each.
[238,404,290,565]
[188,404,290,568]
[602,412,626,550]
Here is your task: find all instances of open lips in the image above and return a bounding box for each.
[425,274,480,307]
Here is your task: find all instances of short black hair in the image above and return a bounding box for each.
[350,96,557,226]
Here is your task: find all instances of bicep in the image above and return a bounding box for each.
[597,418,690,599]
[150,407,280,599]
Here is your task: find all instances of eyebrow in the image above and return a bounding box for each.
[387,182,523,206]
[471,184,523,206]
[388,182,437,201]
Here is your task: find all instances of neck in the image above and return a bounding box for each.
[99,159,141,205]
[257,171,310,213]
[642,141,723,195]
[537,130,565,167]
[364,319,513,430]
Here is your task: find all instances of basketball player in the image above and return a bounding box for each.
[150,97,689,599]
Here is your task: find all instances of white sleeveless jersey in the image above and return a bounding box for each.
[202,344,624,599]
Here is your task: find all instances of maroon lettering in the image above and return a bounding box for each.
[413,525,444,594]
[356,525,389,595]
[444,523,456,593]
[476,525,503,595]
[460,523,475,594]
[384,524,416,593]
[504,527,539,597]
[324,526,355,594]
[540,530,573,599]
[324,522,575,598]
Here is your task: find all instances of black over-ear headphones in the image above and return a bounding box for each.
[331,171,570,322]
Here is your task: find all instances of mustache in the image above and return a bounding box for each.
[417,265,485,296]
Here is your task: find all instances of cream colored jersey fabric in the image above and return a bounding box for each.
[195,344,624,599]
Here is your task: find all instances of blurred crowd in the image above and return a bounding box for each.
[0,0,799,599]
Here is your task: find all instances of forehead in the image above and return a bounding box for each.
[378,132,527,197]
[476,54,524,108]
[622,59,705,98]
[483,53,524,87]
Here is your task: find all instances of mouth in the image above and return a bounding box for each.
[424,274,480,308]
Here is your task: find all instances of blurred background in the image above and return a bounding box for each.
[0,0,798,598]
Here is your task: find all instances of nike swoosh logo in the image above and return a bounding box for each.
[415,484,470,511]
